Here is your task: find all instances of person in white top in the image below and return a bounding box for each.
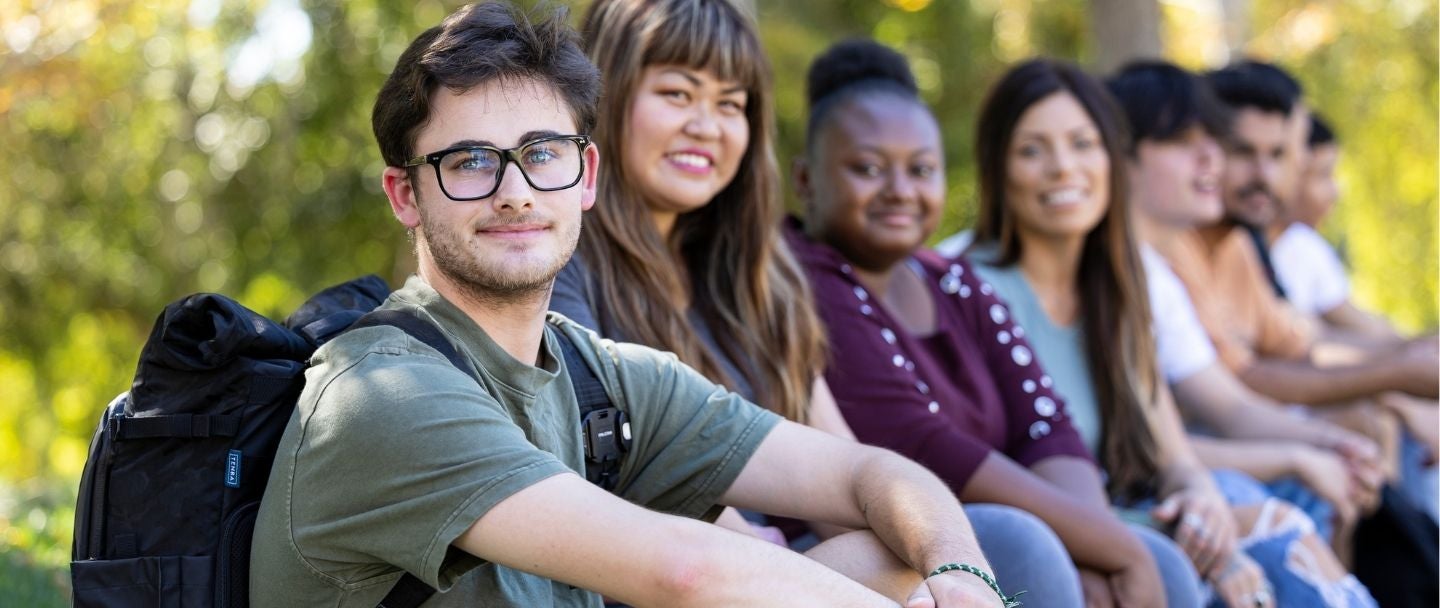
[1268,112,1439,521]
[1103,62,1388,560]
[1269,114,1403,341]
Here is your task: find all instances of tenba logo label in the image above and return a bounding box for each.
[226,450,243,488]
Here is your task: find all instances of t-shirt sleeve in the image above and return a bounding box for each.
[286,341,572,591]
[950,260,1093,469]
[580,332,781,520]
[1143,249,1219,383]
[549,256,604,332]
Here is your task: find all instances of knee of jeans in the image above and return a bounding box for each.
[967,504,1083,605]
[970,504,1067,554]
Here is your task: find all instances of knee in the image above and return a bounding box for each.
[967,504,1068,562]
[966,504,1083,607]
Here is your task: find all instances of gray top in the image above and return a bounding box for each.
[250,275,780,607]
[551,254,758,402]
[969,247,1102,454]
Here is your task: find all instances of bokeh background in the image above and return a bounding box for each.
[2,0,1435,602]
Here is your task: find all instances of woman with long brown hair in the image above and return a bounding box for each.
[960,58,1373,607]
[549,0,954,600]
[551,0,826,429]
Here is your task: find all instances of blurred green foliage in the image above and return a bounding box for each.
[1,0,1434,602]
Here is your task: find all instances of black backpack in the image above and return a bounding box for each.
[1351,485,1439,608]
[70,275,627,608]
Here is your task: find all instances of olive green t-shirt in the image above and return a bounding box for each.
[249,276,781,607]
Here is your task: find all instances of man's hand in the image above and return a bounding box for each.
[905,570,1006,608]
[1151,487,1236,578]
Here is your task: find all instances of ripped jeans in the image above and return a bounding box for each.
[1211,469,1377,608]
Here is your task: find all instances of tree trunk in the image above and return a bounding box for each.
[1218,0,1250,59]
[1089,0,1162,73]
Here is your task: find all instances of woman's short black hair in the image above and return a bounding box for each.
[1105,60,1229,154]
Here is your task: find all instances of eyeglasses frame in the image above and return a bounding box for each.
[402,134,591,201]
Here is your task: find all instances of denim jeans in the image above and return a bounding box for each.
[1400,432,1438,522]
[967,503,1084,607]
[970,504,1202,607]
[1211,469,1377,608]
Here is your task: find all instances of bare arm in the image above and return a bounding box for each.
[1236,352,1436,403]
[804,377,862,540]
[1188,437,1306,482]
[1320,301,1403,345]
[808,377,858,441]
[457,472,897,608]
[1172,362,1369,448]
[722,421,1003,607]
[722,422,987,575]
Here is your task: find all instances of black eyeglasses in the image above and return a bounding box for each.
[403,135,590,201]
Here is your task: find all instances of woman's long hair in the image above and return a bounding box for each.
[970,59,1160,500]
[578,0,826,423]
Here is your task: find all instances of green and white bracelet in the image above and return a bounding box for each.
[926,562,1025,607]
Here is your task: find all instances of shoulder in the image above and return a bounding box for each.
[302,325,483,424]
[544,314,696,403]
[1288,224,1339,257]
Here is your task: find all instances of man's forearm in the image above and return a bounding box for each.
[849,450,991,577]
[1319,304,1403,348]
[637,516,900,608]
[1237,357,1408,404]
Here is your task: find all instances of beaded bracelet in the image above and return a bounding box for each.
[926,562,1025,607]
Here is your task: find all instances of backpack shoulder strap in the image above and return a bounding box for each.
[551,328,610,416]
[551,328,626,491]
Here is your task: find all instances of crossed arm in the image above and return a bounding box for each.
[1236,347,1437,404]
[454,420,1000,607]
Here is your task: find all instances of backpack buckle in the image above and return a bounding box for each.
[581,407,630,464]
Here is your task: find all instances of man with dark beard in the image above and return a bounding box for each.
[248,3,1003,608]
[1148,60,1437,559]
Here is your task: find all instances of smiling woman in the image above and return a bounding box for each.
[552,0,827,428]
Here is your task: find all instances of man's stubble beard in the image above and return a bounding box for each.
[417,201,579,308]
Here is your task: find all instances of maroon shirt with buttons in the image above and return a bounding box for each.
[786,220,1092,495]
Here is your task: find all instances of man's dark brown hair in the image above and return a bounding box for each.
[371,1,601,170]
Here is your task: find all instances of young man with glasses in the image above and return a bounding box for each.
[248,3,1002,607]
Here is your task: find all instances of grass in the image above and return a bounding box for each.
[0,480,72,607]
